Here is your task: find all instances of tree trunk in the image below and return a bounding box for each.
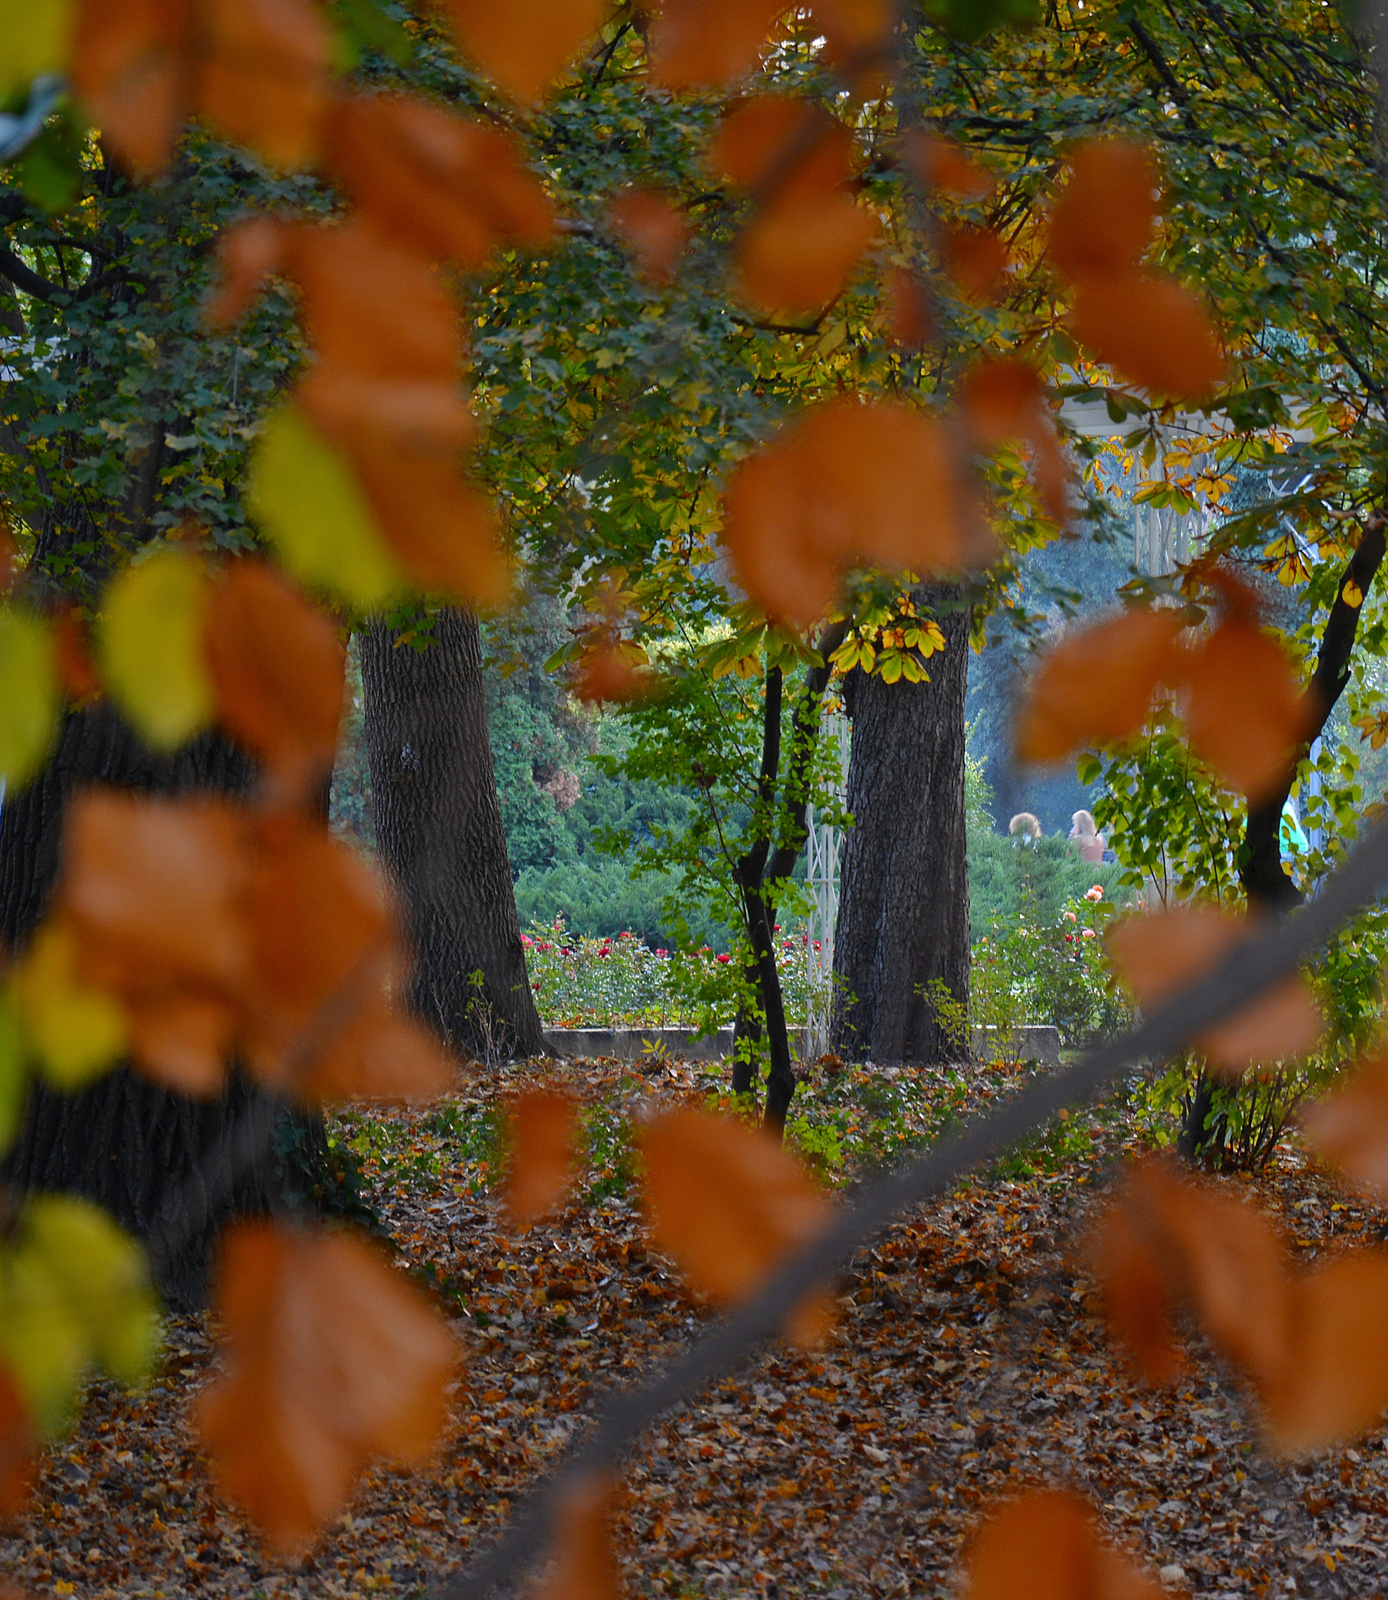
[360,610,546,1061]
[0,704,291,1312]
[831,593,972,1064]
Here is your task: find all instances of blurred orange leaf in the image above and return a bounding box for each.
[302,999,454,1106]
[606,188,689,285]
[51,606,101,705]
[504,1091,578,1228]
[639,1107,832,1343]
[1301,1047,1388,1196]
[196,1221,454,1555]
[648,0,786,89]
[883,267,934,350]
[1015,607,1183,763]
[71,0,191,177]
[194,0,333,171]
[1107,904,1320,1074]
[1179,616,1309,801]
[903,130,994,199]
[964,1489,1165,1600]
[723,397,983,627]
[710,96,875,315]
[204,560,345,795]
[959,357,1068,521]
[436,0,608,103]
[534,1473,621,1600]
[809,0,896,81]
[574,636,652,705]
[1047,138,1158,280]
[325,94,555,268]
[1069,270,1226,401]
[0,1365,34,1518]
[941,224,1008,302]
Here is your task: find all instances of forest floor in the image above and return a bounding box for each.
[1,1053,1387,1600]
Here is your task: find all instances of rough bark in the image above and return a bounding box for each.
[360,610,545,1061]
[831,593,972,1064]
[0,704,289,1312]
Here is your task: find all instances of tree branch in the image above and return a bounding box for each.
[0,245,66,304]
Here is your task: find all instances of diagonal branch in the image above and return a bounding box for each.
[432,805,1388,1600]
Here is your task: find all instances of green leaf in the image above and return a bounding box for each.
[248,405,404,608]
[0,0,71,99]
[330,0,415,67]
[922,0,1038,42]
[15,115,83,211]
[1076,753,1103,786]
[0,607,57,787]
[98,548,214,751]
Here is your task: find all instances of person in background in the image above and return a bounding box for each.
[1067,809,1106,864]
[1008,812,1042,843]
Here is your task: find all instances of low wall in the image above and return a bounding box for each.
[541,1024,1060,1069]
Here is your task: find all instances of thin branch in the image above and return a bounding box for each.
[432,805,1388,1600]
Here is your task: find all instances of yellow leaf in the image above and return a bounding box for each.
[0,607,58,788]
[13,921,128,1089]
[0,994,29,1158]
[248,405,404,608]
[1342,577,1364,608]
[0,0,72,97]
[98,549,214,750]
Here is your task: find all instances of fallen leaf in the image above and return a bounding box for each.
[1015,607,1183,763]
[639,1107,832,1344]
[1106,904,1320,1073]
[436,0,608,102]
[195,1220,455,1554]
[504,1091,579,1228]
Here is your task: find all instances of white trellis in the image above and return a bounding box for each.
[803,711,850,1060]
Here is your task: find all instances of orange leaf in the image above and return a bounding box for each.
[302,999,454,1105]
[241,816,391,1085]
[606,188,689,286]
[639,1107,831,1342]
[883,266,934,350]
[1089,1159,1297,1408]
[1015,607,1183,763]
[71,0,192,178]
[204,559,345,793]
[735,196,876,316]
[1107,904,1320,1074]
[902,130,994,199]
[325,94,555,269]
[51,606,102,705]
[126,990,240,1096]
[1300,1047,1388,1196]
[648,0,786,89]
[573,638,652,705]
[808,0,896,81]
[534,1473,621,1600]
[1047,138,1158,280]
[196,1221,455,1555]
[1069,270,1226,401]
[505,1091,579,1229]
[0,1365,35,1518]
[709,95,855,204]
[722,397,984,627]
[1179,616,1310,801]
[964,1490,1165,1600]
[941,224,1009,302]
[959,356,1069,521]
[205,216,285,329]
[194,0,332,171]
[436,0,608,103]
[1269,1251,1388,1455]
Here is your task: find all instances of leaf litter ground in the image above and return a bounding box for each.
[4,1054,1388,1600]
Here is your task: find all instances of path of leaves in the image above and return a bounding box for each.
[3,1056,1387,1599]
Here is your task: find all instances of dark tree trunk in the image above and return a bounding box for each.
[360,609,546,1062]
[831,592,972,1064]
[0,704,292,1312]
